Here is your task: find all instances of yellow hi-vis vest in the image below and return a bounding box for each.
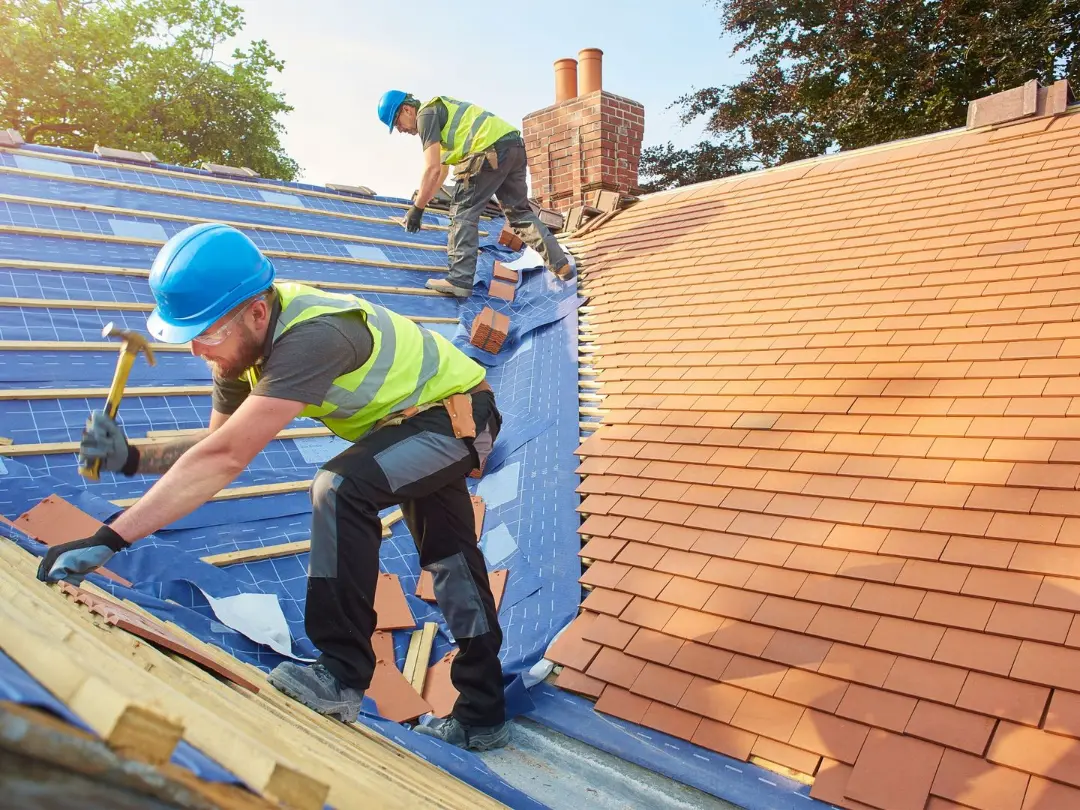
[420,95,518,166]
[244,282,485,442]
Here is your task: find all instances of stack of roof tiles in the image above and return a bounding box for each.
[469,307,509,353]
[556,103,1080,810]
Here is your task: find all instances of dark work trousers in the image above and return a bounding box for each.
[445,136,568,291]
[305,390,505,727]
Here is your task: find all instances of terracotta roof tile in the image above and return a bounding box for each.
[931,749,1030,810]
[761,630,834,671]
[774,669,848,712]
[789,709,870,765]
[582,613,638,649]
[594,685,653,725]
[709,618,776,656]
[866,616,946,659]
[1022,776,1080,810]
[553,667,606,698]
[630,662,694,705]
[750,737,822,776]
[546,614,602,671]
[691,718,758,760]
[806,605,880,646]
[836,684,917,733]
[819,643,897,688]
[1011,640,1080,691]
[730,692,805,741]
[988,721,1080,790]
[677,676,746,723]
[620,596,679,632]
[585,647,647,689]
[846,730,944,810]
[580,588,634,616]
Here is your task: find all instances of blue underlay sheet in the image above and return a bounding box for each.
[0,143,828,810]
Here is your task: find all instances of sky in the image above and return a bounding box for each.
[225,0,746,198]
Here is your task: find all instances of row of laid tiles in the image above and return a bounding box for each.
[585,245,1080,309]
[576,548,1080,688]
[577,430,1080,488]
[578,505,1080,610]
[579,177,1080,265]
[576,444,1080,518]
[577,152,1079,260]
[558,609,1080,802]
[811,740,1080,810]
[586,418,1080,457]
[579,532,1080,643]
[578,503,1080,610]
[579,471,1078,544]
[583,264,1080,321]
[553,611,1080,802]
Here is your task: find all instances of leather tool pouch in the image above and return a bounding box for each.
[445,393,477,440]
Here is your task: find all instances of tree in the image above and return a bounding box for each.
[0,0,299,180]
[640,0,1080,192]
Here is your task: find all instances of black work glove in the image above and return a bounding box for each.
[80,410,139,476]
[36,525,130,585]
[403,205,425,233]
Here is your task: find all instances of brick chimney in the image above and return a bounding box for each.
[522,49,645,213]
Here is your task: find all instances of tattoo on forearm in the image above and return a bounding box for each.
[136,433,206,475]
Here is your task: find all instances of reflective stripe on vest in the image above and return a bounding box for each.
[421,95,518,166]
[244,282,486,442]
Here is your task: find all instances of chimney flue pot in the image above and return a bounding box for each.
[578,48,603,94]
[554,58,578,103]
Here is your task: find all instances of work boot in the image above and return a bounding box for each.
[413,716,511,751]
[553,261,574,281]
[268,661,364,723]
[426,278,471,298]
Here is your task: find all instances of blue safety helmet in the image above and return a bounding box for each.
[146,223,275,344]
[378,89,410,132]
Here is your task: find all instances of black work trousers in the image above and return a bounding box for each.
[305,390,505,727]
[446,137,568,290]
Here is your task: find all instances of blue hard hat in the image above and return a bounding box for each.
[146,223,275,344]
[378,90,409,132]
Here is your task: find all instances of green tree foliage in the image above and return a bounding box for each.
[0,0,299,180]
[640,0,1080,192]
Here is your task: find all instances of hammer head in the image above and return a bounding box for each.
[102,322,157,366]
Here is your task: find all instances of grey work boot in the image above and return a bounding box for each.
[268,661,364,723]
[413,716,511,751]
[426,278,471,298]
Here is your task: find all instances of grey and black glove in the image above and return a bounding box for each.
[403,205,424,233]
[36,525,130,585]
[80,410,139,476]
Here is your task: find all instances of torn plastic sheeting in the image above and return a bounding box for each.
[476,460,520,510]
[0,650,243,787]
[526,683,827,810]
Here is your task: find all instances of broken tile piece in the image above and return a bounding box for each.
[374,573,415,630]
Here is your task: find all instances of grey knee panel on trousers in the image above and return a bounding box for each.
[374,430,471,493]
[309,469,344,578]
[425,551,490,639]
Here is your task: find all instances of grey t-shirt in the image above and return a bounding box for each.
[417,100,448,150]
[212,305,374,414]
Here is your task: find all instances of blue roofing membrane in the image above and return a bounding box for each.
[0,144,829,810]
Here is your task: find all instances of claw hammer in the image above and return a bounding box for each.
[78,322,156,481]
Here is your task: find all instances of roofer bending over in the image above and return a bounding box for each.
[378,90,570,297]
[37,223,510,750]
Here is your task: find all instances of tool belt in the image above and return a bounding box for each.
[452,149,498,189]
[371,379,492,437]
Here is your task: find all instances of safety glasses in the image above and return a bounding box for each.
[193,303,250,346]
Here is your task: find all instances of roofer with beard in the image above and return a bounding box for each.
[36,222,511,750]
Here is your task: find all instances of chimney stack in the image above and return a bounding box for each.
[554,58,578,103]
[522,49,645,214]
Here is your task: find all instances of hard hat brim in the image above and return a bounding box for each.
[146,308,217,345]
